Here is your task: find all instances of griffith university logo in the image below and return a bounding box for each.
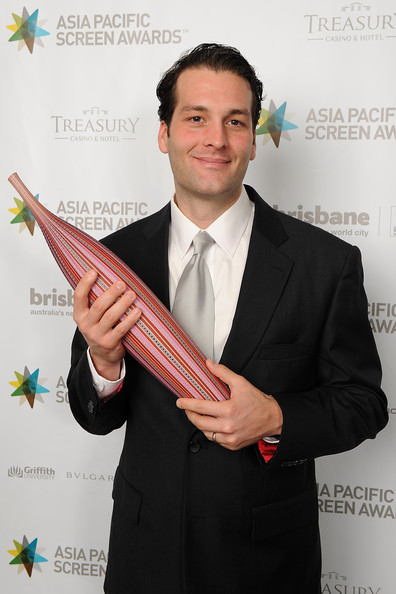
[7,7,50,54]
[9,366,49,408]
[9,194,38,235]
[8,535,48,577]
[257,100,298,147]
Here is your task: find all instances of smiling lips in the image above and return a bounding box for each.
[193,155,231,166]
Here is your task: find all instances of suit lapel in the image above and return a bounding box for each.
[136,203,171,309]
[220,187,294,373]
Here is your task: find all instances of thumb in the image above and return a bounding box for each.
[73,269,98,318]
[206,359,238,388]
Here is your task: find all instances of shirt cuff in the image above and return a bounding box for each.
[263,435,280,444]
[86,349,126,400]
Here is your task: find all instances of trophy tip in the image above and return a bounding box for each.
[8,172,20,184]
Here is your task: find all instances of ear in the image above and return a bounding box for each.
[250,130,257,161]
[158,121,169,154]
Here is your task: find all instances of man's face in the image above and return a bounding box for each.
[158,67,256,207]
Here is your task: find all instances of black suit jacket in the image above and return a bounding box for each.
[68,186,387,594]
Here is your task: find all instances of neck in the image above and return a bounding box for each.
[174,188,242,229]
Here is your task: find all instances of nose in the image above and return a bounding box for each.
[203,121,228,149]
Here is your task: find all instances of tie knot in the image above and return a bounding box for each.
[192,231,214,256]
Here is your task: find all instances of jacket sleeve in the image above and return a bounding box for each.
[67,327,131,435]
[271,245,388,465]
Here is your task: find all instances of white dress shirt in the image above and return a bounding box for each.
[169,187,254,362]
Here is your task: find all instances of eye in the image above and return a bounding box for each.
[190,116,204,123]
[227,118,248,128]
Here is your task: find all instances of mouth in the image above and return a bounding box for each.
[193,156,231,167]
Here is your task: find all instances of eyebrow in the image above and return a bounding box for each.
[180,105,251,117]
[181,105,208,113]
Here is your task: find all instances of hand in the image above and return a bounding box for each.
[73,269,141,380]
[176,360,283,450]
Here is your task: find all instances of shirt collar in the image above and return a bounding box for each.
[170,187,254,259]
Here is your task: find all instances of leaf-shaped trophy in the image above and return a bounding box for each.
[8,173,229,402]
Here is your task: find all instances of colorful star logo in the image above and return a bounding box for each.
[9,195,38,235]
[9,366,49,408]
[257,100,298,147]
[7,7,50,54]
[8,535,48,577]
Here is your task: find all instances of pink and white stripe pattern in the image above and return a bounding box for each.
[9,173,230,402]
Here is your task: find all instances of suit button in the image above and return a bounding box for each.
[188,440,201,453]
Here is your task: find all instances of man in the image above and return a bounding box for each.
[68,44,388,594]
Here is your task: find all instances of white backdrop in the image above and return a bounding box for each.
[1,1,395,592]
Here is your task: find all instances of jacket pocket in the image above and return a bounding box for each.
[255,342,315,360]
[112,467,142,524]
[252,487,318,541]
[247,342,316,392]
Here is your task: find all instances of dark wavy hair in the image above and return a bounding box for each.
[156,43,263,128]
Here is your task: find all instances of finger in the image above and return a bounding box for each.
[182,408,219,432]
[110,302,142,338]
[203,430,222,444]
[91,288,137,330]
[73,269,98,320]
[88,280,126,316]
[176,397,222,417]
[206,359,239,388]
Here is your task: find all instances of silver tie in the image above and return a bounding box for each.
[172,231,215,359]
